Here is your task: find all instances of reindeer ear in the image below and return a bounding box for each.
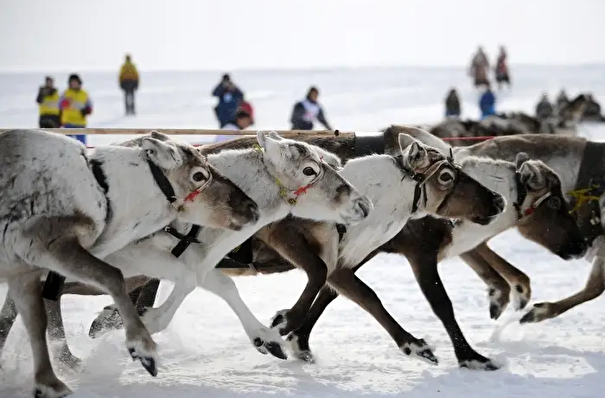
[141,137,182,171]
[268,131,283,141]
[515,152,530,169]
[256,131,268,149]
[398,133,418,152]
[403,141,429,171]
[518,161,545,189]
[149,130,170,142]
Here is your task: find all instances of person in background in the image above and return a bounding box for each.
[444,88,461,118]
[215,109,253,142]
[290,86,332,130]
[36,76,60,128]
[212,73,244,128]
[239,96,254,126]
[478,83,496,119]
[119,54,139,116]
[535,93,554,120]
[555,89,569,115]
[583,93,605,121]
[494,46,511,90]
[469,46,490,88]
[59,74,92,145]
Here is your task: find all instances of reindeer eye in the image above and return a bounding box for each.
[438,170,454,183]
[303,166,317,176]
[192,171,206,182]
[547,196,562,210]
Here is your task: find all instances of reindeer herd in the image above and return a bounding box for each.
[0,125,603,398]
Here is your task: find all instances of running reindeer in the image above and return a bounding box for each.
[0,129,261,398]
[88,126,586,371]
[6,128,507,373]
[0,130,373,370]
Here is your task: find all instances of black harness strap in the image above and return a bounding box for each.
[164,225,201,258]
[393,155,427,213]
[147,160,177,203]
[570,141,605,245]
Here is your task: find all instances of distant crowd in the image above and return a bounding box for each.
[35,48,603,147]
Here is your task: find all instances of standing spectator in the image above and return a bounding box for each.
[290,86,332,130]
[215,109,253,142]
[535,93,554,120]
[469,46,490,88]
[212,73,244,128]
[119,54,139,116]
[444,88,461,118]
[59,74,92,145]
[478,83,496,119]
[494,46,511,90]
[36,76,60,128]
[239,97,254,126]
[556,89,570,115]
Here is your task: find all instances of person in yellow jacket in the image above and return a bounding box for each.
[36,76,61,127]
[119,54,139,115]
[59,73,92,145]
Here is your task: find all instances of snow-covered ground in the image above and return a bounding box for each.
[1,65,605,398]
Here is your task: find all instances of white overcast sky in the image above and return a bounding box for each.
[1,0,604,72]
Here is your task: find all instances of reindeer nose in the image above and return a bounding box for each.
[245,199,260,223]
[493,194,506,213]
[355,197,371,219]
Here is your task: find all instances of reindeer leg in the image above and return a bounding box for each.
[408,253,499,370]
[460,249,511,320]
[0,293,18,360]
[44,298,81,370]
[89,276,156,338]
[200,269,287,359]
[8,273,72,398]
[473,242,532,310]
[327,267,439,365]
[521,257,605,323]
[32,236,158,376]
[287,284,340,363]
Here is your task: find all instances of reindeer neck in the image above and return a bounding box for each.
[87,147,177,257]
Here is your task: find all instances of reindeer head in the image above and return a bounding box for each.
[514,152,587,260]
[398,133,505,225]
[256,131,372,226]
[142,131,260,231]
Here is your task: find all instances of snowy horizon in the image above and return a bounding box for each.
[2,0,605,72]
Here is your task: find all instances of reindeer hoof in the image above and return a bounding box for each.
[295,350,316,363]
[253,337,288,360]
[520,302,555,324]
[458,352,501,371]
[511,284,530,311]
[488,287,509,320]
[459,358,501,371]
[33,382,73,398]
[270,309,291,335]
[400,339,438,365]
[89,307,123,338]
[128,347,158,377]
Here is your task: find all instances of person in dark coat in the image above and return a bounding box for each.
[36,76,61,128]
[212,73,244,128]
[445,88,461,117]
[290,86,332,130]
[478,84,496,119]
[535,93,554,120]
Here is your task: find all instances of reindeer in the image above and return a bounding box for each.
[0,131,371,368]
[0,129,505,373]
[0,129,260,398]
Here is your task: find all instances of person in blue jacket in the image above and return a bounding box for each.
[211,73,244,128]
[479,84,496,119]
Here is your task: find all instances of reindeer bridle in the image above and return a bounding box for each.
[396,149,461,214]
[513,172,562,220]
